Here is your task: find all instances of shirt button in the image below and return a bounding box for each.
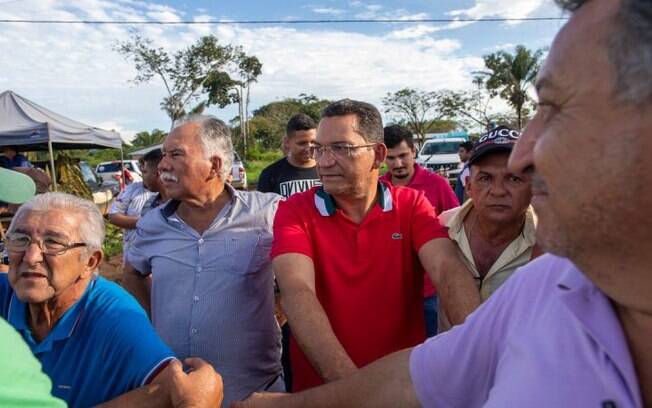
[198,238,204,245]
[193,296,199,302]
[196,266,202,272]
[191,328,198,335]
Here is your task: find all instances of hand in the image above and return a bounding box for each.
[169,358,223,408]
[230,392,290,408]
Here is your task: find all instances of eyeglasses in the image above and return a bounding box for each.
[4,232,87,256]
[310,143,376,160]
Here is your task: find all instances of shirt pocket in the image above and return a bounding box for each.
[225,232,272,276]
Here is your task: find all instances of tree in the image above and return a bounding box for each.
[130,129,167,148]
[477,45,544,129]
[382,88,445,145]
[233,94,330,155]
[229,50,263,156]
[438,76,495,131]
[115,33,261,129]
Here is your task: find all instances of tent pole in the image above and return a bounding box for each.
[48,140,57,191]
[120,147,125,191]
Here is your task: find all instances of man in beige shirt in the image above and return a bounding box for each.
[438,126,540,332]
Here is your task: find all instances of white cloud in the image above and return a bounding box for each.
[485,42,517,51]
[94,120,139,143]
[354,4,429,21]
[449,0,550,22]
[311,7,346,16]
[0,0,508,135]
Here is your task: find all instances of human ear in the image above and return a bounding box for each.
[82,249,103,278]
[373,143,387,169]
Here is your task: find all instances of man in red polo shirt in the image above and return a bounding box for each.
[381,124,459,337]
[271,99,480,392]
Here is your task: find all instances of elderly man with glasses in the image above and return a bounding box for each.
[266,99,480,393]
[0,192,223,408]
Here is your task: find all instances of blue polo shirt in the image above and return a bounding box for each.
[0,275,175,408]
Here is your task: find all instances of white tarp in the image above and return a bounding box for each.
[0,90,122,150]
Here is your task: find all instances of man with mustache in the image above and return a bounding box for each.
[123,115,284,407]
[0,192,223,407]
[380,124,459,337]
[436,126,539,332]
[235,0,652,406]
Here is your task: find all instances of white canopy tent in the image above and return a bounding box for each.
[0,90,123,189]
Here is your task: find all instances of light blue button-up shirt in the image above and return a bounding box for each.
[128,185,283,407]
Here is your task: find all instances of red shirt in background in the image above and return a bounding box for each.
[271,182,448,391]
[381,164,459,297]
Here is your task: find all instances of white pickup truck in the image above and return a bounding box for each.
[415,135,468,186]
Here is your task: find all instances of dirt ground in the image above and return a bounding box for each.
[98,254,124,283]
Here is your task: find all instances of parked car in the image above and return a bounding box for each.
[79,161,120,214]
[230,152,248,190]
[416,134,468,186]
[79,161,120,197]
[95,160,142,184]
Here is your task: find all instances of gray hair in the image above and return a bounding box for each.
[173,114,234,180]
[8,192,105,251]
[556,0,652,104]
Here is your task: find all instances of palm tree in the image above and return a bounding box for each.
[479,45,544,129]
[131,129,167,148]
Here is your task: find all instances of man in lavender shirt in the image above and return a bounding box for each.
[234,0,652,406]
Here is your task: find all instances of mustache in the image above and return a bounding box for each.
[160,171,178,182]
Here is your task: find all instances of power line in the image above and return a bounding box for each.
[0,16,568,25]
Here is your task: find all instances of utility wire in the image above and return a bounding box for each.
[0,16,568,25]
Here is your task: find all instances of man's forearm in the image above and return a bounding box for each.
[437,261,481,325]
[236,349,419,408]
[108,213,139,230]
[422,239,481,326]
[94,383,169,408]
[122,264,151,315]
[282,288,357,382]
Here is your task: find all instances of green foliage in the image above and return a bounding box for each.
[382,88,447,145]
[477,45,544,129]
[131,129,167,148]
[103,223,124,258]
[115,32,262,126]
[246,154,283,186]
[232,94,330,159]
[247,146,283,162]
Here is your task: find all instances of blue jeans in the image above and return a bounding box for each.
[423,295,438,338]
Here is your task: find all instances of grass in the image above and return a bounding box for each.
[103,223,124,258]
[245,151,283,187]
[245,153,388,187]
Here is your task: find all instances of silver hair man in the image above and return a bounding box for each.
[8,192,105,251]
[125,112,285,407]
[173,115,234,180]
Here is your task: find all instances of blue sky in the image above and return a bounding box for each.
[0,0,567,140]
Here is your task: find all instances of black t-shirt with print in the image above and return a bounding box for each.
[256,157,321,198]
